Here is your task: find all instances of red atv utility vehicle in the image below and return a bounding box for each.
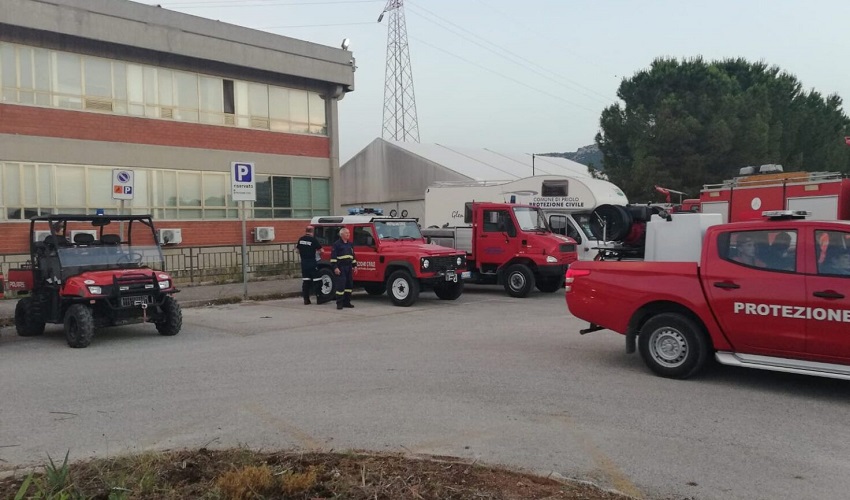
[9,214,182,348]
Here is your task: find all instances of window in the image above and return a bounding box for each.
[720,230,797,271]
[353,226,375,246]
[541,180,568,197]
[314,225,342,246]
[1,41,329,135]
[816,230,850,276]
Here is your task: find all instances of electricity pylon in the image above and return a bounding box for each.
[378,0,420,142]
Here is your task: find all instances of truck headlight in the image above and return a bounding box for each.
[158,280,171,289]
[87,286,103,295]
[546,255,558,263]
[456,257,462,266]
[422,259,430,269]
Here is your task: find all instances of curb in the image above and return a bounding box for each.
[0,291,304,329]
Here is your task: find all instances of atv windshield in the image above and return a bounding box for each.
[57,244,164,274]
[374,220,423,241]
[512,207,549,232]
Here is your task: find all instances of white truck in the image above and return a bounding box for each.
[424,175,629,260]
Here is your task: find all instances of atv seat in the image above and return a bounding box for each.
[101,234,121,245]
[74,233,95,246]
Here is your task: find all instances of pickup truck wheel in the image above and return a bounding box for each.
[387,270,419,307]
[535,276,562,293]
[363,283,387,296]
[64,304,95,348]
[434,280,464,300]
[504,264,535,298]
[15,297,46,337]
[317,268,335,301]
[155,295,182,336]
[638,313,709,379]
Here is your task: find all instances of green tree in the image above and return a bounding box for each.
[596,57,850,202]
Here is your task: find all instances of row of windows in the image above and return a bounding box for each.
[0,42,327,135]
[721,229,850,276]
[0,162,330,220]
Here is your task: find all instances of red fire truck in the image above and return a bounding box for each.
[697,165,850,222]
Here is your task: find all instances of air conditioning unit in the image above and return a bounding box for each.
[33,230,52,242]
[157,228,183,245]
[254,226,275,242]
[70,230,99,244]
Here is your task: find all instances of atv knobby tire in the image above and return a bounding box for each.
[155,295,183,336]
[15,297,46,337]
[64,304,95,348]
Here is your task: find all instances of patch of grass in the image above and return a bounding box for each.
[0,449,631,500]
[216,465,274,499]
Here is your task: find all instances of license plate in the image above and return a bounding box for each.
[445,270,457,282]
[461,271,471,279]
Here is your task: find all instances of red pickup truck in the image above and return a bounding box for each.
[566,213,850,380]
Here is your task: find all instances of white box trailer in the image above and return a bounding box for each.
[424,175,629,260]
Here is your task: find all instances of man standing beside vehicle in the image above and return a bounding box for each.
[296,225,327,305]
[331,228,356,309]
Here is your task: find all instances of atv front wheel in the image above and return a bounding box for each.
[155,295,183,336]
[64,304,95,348]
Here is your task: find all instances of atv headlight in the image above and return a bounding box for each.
[158,280,171,289]
[456,257,462,266]
[422,259,430,269]
[546,255,558,263]
[87,286,103,295]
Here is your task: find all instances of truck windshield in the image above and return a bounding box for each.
[512,207,548,231]
[374,220,423,240]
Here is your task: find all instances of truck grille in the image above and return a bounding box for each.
[430,256,460,272]
[121,295,152,307]
[560,243,576,253]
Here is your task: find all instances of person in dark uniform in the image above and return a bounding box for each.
[296,225,327,305]
[331,227,357,309]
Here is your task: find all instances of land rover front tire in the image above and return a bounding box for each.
[64,304,95,348]
[638,313,710,379]
[15,297,46,337]
[155,295,183,336]
[387,270,419,307]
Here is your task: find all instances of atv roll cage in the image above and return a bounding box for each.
[29,214,165,279]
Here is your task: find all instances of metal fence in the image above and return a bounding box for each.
[162,244,301,285]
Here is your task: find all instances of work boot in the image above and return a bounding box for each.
[337,302,344,310]
[303,297,311,305]
[344,303,354,309]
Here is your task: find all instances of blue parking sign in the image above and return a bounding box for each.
[231,162,256,201]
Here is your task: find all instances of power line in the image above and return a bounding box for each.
[410,35,599,115]
[470,0,620,80]
[405,0,613,104]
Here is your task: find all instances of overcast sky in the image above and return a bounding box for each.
[138,0,850,163]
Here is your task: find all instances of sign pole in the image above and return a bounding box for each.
[241,201,248,300]
[231,161,256,301]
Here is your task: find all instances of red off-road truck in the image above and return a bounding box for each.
[8,214,182,348]
[311,212,468,306]
[566,211,850,381]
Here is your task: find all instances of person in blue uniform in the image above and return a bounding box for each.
[331,227,357,309]
[296,225,328,305]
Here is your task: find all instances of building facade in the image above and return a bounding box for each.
[0,0,354,267]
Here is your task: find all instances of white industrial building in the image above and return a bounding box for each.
[339,138,593,219]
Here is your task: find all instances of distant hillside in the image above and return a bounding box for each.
[541,144,603,169]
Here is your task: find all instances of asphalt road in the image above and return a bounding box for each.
[1,287,849,499]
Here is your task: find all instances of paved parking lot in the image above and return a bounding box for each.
[1,287,849,499]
